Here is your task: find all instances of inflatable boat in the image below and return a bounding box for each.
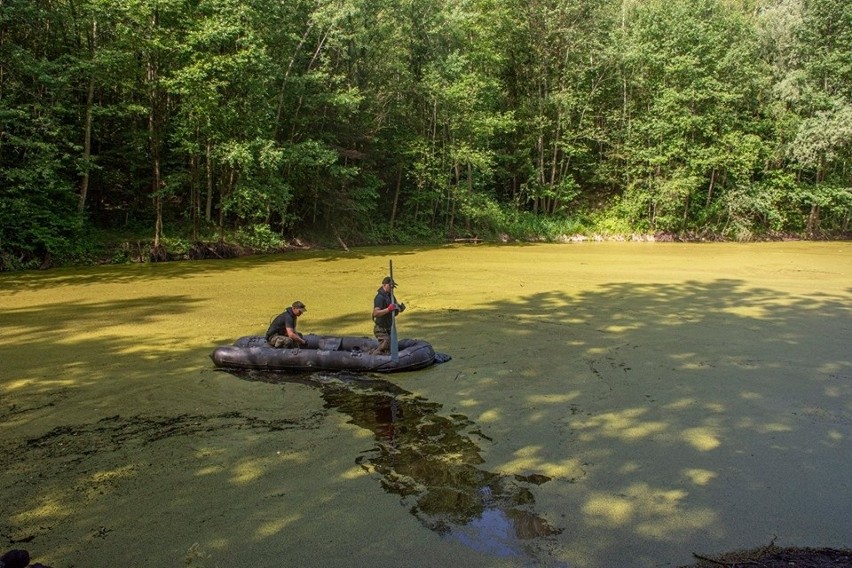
[210,334,441,373]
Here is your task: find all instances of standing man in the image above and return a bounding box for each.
[371,276,405,355]
[266,300,308,348]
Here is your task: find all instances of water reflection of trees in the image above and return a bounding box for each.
[233,370,562,559]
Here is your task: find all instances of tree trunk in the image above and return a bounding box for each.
[148,62,163,249]
[706,168,716,207]
[466,162,473,231]
[807,204,820,236]
[274,21,314,139]
[79,75,95,214]
[78,20,97,214]
[390,166,402,230]
[146,7,164,253]
[205,141,213,222]
[218,168,236,244]
[190,151,199,241]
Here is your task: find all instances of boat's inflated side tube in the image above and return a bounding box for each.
[211,334,437,373]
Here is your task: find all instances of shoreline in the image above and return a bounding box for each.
[8,230,849,273]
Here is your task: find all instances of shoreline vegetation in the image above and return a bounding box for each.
[3,0,850,275]
[9,227,846,272]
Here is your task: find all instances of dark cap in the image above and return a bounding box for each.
[382,276,397,287]
[292,300,307,311]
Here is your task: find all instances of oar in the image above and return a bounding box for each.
[389,259,399,362]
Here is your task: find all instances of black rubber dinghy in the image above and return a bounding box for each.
[211,334,439,373]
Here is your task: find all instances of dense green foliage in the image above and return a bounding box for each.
[1,0,849,269]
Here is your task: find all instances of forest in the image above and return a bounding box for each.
[1,0,850,270]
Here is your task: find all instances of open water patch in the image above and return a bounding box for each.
[230,369,565,564]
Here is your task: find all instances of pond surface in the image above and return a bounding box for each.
[0,242,850,568]
[234,369,562,560]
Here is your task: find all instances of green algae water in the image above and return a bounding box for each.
[1,242,850,568]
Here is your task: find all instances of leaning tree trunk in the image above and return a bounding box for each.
[78,20,97,214]
[79,75,95,214]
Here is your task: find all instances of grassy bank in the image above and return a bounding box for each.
[2,209,848,273]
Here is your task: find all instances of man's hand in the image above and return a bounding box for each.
[387,303,396,312]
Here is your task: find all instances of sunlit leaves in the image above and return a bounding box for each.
[618,0,772,231]
[3,0,852,267]
[790,105,852,170]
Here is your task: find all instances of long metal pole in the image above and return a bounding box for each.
[389,259,399,362]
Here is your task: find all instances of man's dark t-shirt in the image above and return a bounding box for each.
[266,307,297,340]
[373,287,394,329]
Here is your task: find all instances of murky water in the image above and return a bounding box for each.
[231,369,562,562]
[1,242,850,568]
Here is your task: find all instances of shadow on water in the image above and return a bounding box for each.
[0,244,453,293]
[228,368,564,563]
